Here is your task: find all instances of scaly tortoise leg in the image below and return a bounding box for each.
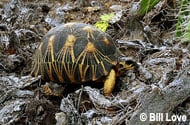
[103,69,116,96]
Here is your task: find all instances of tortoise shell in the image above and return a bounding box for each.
[31,23,117,83]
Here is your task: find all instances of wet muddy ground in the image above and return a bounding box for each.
[0,0,190,125]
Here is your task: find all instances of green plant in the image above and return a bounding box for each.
[176,0,190,42]
[182,20,190,42]
[94,13,115,32]
[138,0,159,16]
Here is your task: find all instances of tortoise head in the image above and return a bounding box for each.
[115,57,138,76]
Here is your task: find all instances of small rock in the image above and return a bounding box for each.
[110,5,122,11]
[55,112,68,125]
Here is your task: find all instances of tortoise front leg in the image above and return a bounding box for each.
[103,69,116,96]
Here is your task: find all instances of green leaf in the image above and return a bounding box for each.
[182,32,190,42]
[94,21,109,32]
[176,16,183,37]
[175,0,190,41]
[138,0,159,16]
[182,20,190,42]
[94,13,115,32]
[100,13,115,22]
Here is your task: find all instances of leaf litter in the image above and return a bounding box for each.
[0,0,190,124]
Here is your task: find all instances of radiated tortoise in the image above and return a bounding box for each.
[31,22,134,96]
